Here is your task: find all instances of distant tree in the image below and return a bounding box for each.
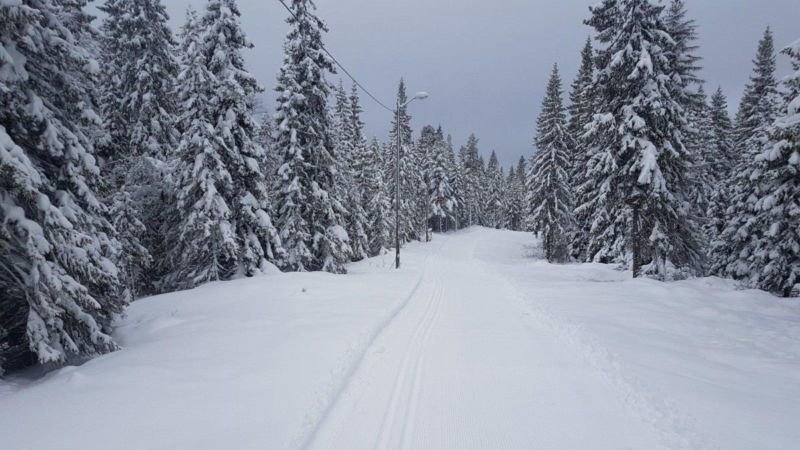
[364,138,392,255]
[485,151,506,229]
[704,87,736,238]
[459,134,484,227]
[527,65,574,263]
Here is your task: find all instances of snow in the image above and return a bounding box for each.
[1,228,799,449]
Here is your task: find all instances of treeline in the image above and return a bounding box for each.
[517,0,798,300]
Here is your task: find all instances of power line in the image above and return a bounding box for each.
[276,0,395,114]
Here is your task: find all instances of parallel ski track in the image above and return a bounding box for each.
[298,241,445,450]
[375,269,445,450]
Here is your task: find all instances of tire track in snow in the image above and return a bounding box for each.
[294,241,446,450]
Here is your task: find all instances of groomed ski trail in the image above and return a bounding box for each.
[303,228,685,450]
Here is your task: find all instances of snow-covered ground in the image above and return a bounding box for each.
[1,228,798,449]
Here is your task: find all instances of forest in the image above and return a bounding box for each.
[0,0,798,379]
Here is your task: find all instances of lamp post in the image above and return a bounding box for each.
[395,91,429,269]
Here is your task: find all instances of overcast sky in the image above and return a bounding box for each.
[93,0,800,168]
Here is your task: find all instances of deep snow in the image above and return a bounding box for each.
[1,228,798,449]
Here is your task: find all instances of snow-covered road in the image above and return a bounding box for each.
[305,229,674,449]
[2,228,799,449]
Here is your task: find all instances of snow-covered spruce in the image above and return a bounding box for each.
[505,157,528,231]
[364,138,392,256]
[568,38,596,260]
[578,0,703,278]
[168,0,283,289]
[703,87,736,239]
[424,126,457,233]
[386,79,422,244]
[483,151,506,230]
[527,64,574,263]
[458,134,484,228]
[715,39,800,297]
[0,0,128,373]
[274,0,351,273]
[99,0,180,295]
[331,81,369,261]
[711,28,782,286]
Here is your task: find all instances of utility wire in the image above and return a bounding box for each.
[276,0,395,114]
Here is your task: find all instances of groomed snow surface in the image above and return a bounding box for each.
[1,228,799,449]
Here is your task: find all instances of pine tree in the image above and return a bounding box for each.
[663,0,703,107]
[332,81,369,261]
[274,0,351,273]
[568,38,597,260]
[99,0,179,294]
[459,134,483,227]
[485,151,506,228]
[749,40,800,297]
[709,88,736,177]
[444,134,463,231]
[99,0,178,160]
[364,138,392,255]
[387,79,422,243]
[712,28,782,283]
[255,113,281,187]
[705,87,736,237]
[734,28,780,154]
[684,87,716,216]
[1,0,128,373]
[528,65,574,263]
[421,126,455,233]
[714,39,800,296]
[580,0,703,277]
[169,0,284,288]
[568,37,595,176]
[504,156,527,231]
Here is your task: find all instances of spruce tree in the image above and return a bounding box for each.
[712,28,782,283]
[527,65,574,263]
[734,28,780,153]
[580,0,703,277]
[169,0,284,288]
[750,40,800,297]
[485,151,506,229]
[444,135,463,231]
[714,40,800,296]
[1,0,127,373]
[664,0,703,107]
[569,38,597,260]
[364,138,392,255]
[504,156,527,231]
[99,0,179,294]
[274,0,351,273]
[332,81,369,261]
[422,126,455,233]
[387,79,422,243]
[459,134,483,227]
[705,87,736,238]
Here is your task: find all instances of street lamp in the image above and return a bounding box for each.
[395,91,429,269]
